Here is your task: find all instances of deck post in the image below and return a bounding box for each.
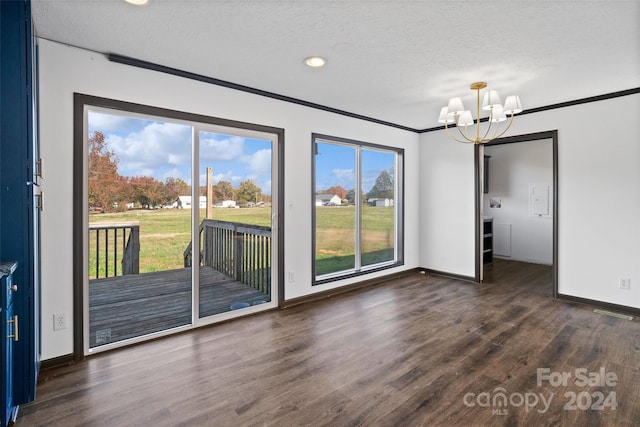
[122,225,140,275]
[233,226,244,282]
[206,167,213,220]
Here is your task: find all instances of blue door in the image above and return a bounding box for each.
[1,1,40,422]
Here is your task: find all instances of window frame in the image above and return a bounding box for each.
[311,133,404,285]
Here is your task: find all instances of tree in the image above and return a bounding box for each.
[367,169,394,200]
[113,175,134,211]
[346,188,366,204]
[130,176,165,208]
[164,177,190,203]
[326,185,347,199]
[88,131,122,212]
[346,189,356,204]
[213,180,236,201]
[237,179,262,205]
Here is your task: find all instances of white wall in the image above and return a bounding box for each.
[38,39,420,360]
[420,92,640,310]
[418,134,476,278]
[483,139,553,265]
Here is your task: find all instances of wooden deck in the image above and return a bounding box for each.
[89,266,270,348]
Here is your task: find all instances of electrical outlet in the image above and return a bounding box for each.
[53,312,67,330]
[288,271,295,282]
[618,278,631,290]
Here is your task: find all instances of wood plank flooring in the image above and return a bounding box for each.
[20,259,640,426]
[89,266,270,347]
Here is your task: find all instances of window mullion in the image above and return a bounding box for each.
[192,126,200,324]
[355,145,362,271]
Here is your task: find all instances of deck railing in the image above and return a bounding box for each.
[89,222,140,279]
[184,219,271,294]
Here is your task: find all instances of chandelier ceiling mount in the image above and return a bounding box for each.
[438,81,522,144]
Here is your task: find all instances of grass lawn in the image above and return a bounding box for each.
[89,205,395,277]
[315,205,395,276]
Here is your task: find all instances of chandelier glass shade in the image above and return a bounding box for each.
[438,82,522,144]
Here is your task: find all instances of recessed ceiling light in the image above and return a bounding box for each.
[304,56,327,68]
[124,0,150,5]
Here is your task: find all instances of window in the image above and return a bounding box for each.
[313,134,404,284]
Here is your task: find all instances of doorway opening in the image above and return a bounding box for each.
[475,130,558,298]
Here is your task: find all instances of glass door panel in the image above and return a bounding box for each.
[314,142,357,277]
[87,110,193,349]
[197,130,273,318]
[361,149,396,267]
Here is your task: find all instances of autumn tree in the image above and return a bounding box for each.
[326,185,347,199]
[236,179,262,205]
[164,177,190,203]
[213,180,236,201]
[113,175,135,210]
[88,131,122,212]
[130,176,165,208]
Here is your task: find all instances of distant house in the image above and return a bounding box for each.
[315,194,342,206]
[177,196,208,209]
[214,200,237,208]
[368,198,394,207]
[163,201,178,209]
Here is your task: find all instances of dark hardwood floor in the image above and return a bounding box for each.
[19,259,640,426]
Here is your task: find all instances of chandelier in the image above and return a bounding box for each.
[438,82,522,144]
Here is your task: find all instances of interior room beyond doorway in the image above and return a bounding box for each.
[480,133,556,297]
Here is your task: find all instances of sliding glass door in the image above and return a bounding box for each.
[80,98,281,354]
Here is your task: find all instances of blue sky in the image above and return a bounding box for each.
[88,111,272,194]
[315,142,395,194]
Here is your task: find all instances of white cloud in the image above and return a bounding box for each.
[245,148,271,175]
[207,171,242,186]
[88,111,145,134]
[167,153,185,165]
[200,135,244,162]
[135,168,155,177]
[163,167,185,181]
[212,172,230,182]
[362,170,379,193]
[332,168,355,183]
[105,121,191,178]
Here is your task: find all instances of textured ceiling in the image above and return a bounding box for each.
[31,0,640,130]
